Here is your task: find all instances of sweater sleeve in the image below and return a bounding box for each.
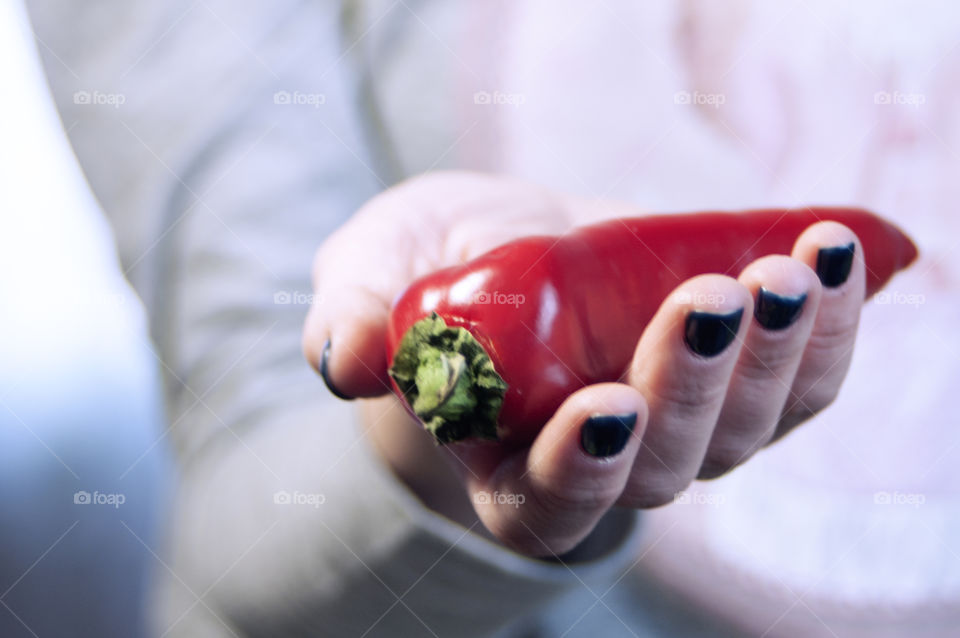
[24,1,644,636]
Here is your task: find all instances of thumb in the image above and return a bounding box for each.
[302,288,391,399]
[302,199,426,399]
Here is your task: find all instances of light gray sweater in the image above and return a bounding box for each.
[23,1,649,635]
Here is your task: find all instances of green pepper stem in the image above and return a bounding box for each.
[388,313,507,444]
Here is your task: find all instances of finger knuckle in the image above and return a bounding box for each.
[699,444,756,480]
[780,403,816,428]
[697,462,732,481]
[504,533,577,558]
[777,390,837,437]
[489,523,546,556]
[534,475,620,515]
[788,385,839,420]
[621,474,688,508]
[811,390,833,412]
[643,376,727,421]
[702,453,738,478]
[807,314,859,354]
[737,345,802,383]
[808,385,840,413]
[485,513,578,557]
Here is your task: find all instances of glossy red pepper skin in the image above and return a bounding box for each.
[386,208,917,445]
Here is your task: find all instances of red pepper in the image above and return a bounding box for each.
[386,208,917,445]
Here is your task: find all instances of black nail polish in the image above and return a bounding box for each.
[816,242,855,288]
[581,413,637,457]
[755,287,807,331]
[684,308,744,357]
[321,339,353,400]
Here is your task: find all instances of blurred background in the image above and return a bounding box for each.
[1,1,169,635]
[4,0,960,636]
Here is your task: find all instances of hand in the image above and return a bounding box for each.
[302,172,865,557]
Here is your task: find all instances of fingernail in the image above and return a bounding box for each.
[581,413,637,458]
[755,288,807,331]
[321,338,353,400]
[816,242,855,288]
[684,309,744,357]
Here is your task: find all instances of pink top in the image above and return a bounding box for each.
[372,0,960,633]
